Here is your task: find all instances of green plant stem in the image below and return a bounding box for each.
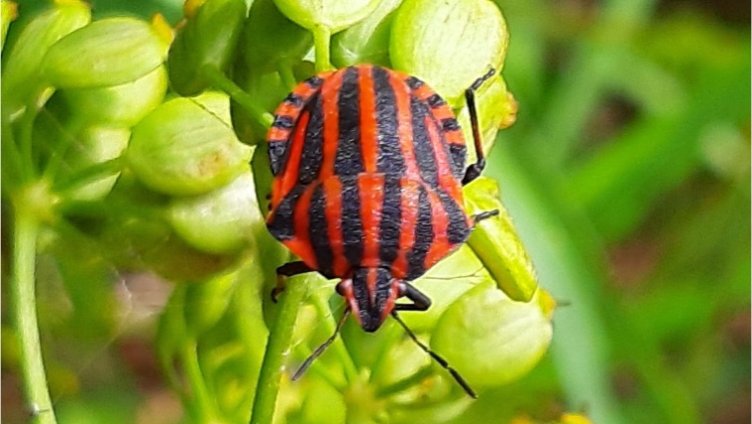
[249,276,309,424]
[277,63,297,91]
[11,212,57,424]
[182,340,218,423]
[313,25,332,72]
[53,157,123,195]
[200,65,274,128]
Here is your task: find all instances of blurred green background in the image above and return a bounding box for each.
[3,0,749,423]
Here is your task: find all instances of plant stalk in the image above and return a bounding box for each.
[313,25,332,72]
[200,65,274,128]
[11,212,57,424]
[249,276,309,424]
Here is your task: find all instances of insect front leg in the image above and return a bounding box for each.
[395,282,432,311]
[272,261,314,302]
[462,68,497,186]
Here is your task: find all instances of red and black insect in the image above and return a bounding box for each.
[266,64,497,397]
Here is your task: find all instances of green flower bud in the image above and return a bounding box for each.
[240,0,312,74]
[157,261,269,423]
[60,65,168,127]
[64,125,130,201]
[182,268,239,337]
[168,172,263,255]
[464,177,538,302]
[168,0,246,96]
[1,0,17,51]
[390,0,508,105]
[431,282,553,388]
[127,91,252,196]
[42,17,167,88]
[273,0,380,32]
[331,0,402,67]
[95,186,236,281]
[1,0,91,116]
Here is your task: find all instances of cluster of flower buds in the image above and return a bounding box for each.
[2,0,552,421]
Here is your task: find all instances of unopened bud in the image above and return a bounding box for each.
[42,17,167,88]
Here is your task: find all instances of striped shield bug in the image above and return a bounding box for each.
[265,64,498,397]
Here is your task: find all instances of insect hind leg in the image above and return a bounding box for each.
[272,261,314,302]
[462,68,497,186]
[472,209,499,224]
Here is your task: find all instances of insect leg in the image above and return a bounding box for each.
[472,209,499,224]
[292,309,351,380]
[462,68,496,185]
[272,261,314,302]
[391,311,477,398]
[394,282,432,311]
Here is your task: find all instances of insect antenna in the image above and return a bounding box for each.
[390,311,477,398]
[419,266,485,282]
[292,308,351,381]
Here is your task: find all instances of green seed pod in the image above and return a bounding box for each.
[42,17,167,88]
[1,0,91,117]
[331,0,402,67]
[168,0,246,96]
[60,64,168,127]
[431,282,553,388]
[390,0,508,105]
[168,172,263,255]
[240,0,312,74]
[464,177,537,302]
[127,91,252,196]
[1,0,17,52]
[273,0,380,32]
